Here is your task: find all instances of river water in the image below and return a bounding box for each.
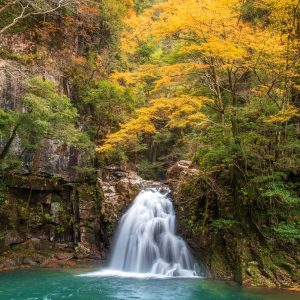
[0,269,298,300]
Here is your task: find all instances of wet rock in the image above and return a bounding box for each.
[99,165,165,226]
[3,260,18,268]
[51,202,61,224]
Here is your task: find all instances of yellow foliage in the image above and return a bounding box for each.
[98,0,300,154]
[264,105,300,124]
[118,0,296,92]
[97,95,211,153]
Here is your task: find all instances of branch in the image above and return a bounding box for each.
[0,0,18,15]
[252,69,281,109]
[0,2,30,34]
[0,0,74,34]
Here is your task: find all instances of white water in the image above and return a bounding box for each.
[105,188,199,277]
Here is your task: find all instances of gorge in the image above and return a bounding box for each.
[0,0,299,299]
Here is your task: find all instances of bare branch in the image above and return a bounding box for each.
[0,0,75,34]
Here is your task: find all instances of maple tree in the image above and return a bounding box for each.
[99,0,299,154]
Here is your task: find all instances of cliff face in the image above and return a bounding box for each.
[0,56,92,268]
[167,161,300,289]
[0,58,81,180]
[0,175,102,268]
[0,25,114,268]
[0,163,153,269]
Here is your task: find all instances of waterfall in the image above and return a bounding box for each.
[107,188,199,277]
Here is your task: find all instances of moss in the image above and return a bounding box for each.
[172,173,300,288]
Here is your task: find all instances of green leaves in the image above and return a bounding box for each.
[20,77,79,144]
[273,223,300,243]
[79,80,135,142]
[210,218,238,233]
[261,182,299,206]
[0,77,90,171]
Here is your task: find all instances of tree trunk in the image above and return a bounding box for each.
[210,58,225,125]
[0,124,19,161]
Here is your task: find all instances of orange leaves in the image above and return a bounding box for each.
[96,110,157,153]
[154,63,207,90]
[111,62,207,93]
[191,40,247,61]
[71,55,87,65]
[98,0,300,156]
[77,3,99,16]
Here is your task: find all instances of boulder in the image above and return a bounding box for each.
[22,257,37,266]
[166,160,193,179]
[55,252,74,261]
[75,243,91,259]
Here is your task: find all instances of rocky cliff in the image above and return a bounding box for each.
[0,164,159,270]
[0,58,81,180]
[167,161,300,289]
[0,174,101,268]
[1,159,299,290]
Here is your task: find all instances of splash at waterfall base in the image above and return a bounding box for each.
[83,188,200,278]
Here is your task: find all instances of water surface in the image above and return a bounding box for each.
[0,269,298,300]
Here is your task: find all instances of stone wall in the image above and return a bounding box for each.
[0,175,103,268]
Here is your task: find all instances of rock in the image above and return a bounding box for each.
[39,257,51,266]
[88,254,102,260]
[0,59,81,181]
[99,165,165,226]
[166,160,193,180]
[75,243,91,259]
[97,164,169,257]
[4,230,25,246]
[30,237,41,243]
[246,267,253,276]
[23,257,37,266]
[3,260,19,268]
[166,160,200,196]
[106,186,116,193]
[55,252,74,261]
[56,243,71,250]
[51,202,61,224]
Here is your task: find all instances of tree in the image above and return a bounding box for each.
[0,0,76,34]
[99,0,299,155]
[97,95,211,153]
[0,77,88,170]
[97,0,300,234]
[79,80,135,143]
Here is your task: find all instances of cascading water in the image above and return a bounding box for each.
[107,187,199,277]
